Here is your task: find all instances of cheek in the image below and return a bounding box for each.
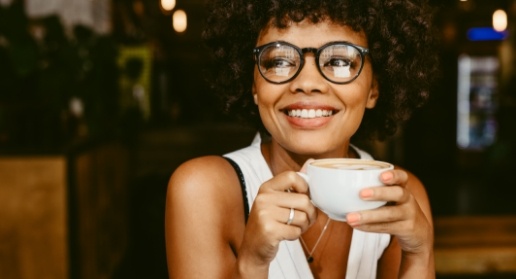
[253,78,280,105]
[340,73,376,108]
[336,85,371,108]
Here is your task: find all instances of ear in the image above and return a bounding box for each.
[365,78,379,109]
[252,83,258,105]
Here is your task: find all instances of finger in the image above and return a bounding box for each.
[261,171,309,194]
[250,204,303,241]
[261,207,309,239]
[281,207,311,231]
[253,190,318,225]
[359,185,410,204]
[348,218,404,234]
[380,169,408,186]
[282,193,318,226]
[349,216,420,239]
[259,190,314,210]
[347,204,409,226]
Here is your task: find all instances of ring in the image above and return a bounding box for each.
[286,208,295,225]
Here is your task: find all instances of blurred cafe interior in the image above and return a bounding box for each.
[0,0,515,278]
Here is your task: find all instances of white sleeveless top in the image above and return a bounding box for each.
[224,134,391,279]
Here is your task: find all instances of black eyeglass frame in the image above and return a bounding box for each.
[253,40,369,85]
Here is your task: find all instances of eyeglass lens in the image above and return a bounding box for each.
[256,42,365,84]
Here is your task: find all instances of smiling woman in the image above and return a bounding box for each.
[165,1,439,278]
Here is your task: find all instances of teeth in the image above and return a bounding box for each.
[287,109,333,119]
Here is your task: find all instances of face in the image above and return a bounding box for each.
[253,19,379,158]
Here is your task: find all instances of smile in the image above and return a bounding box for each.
[287,109,334,119]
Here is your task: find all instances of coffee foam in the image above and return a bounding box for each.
[311,159,390,170]
[321,163,382,170]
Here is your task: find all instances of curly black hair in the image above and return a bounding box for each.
[202,0,439,141]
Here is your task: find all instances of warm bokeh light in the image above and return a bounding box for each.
[161,0,176,12]
[173,9,187,33]
[493,9,508,32]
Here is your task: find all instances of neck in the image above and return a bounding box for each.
[261,140,355,176]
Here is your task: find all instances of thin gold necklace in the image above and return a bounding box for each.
[299,217,332,263]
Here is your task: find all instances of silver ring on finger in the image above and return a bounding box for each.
[286,208,295,225]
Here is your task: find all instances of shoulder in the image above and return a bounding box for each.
[168,155,240,201]
[167,155,244,224]
[165,156,246,274]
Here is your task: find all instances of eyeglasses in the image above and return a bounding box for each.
[253,41,369,84]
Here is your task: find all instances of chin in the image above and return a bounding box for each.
[287,142,336,157]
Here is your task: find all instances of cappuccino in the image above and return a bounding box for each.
[299,158,394,221]
[311,159,391,170]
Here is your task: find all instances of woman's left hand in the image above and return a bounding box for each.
[345,168,433,255]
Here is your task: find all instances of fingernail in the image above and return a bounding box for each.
[360,188,374,199]
[381,171,393,182]
[346,213,360,225]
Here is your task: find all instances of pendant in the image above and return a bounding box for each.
[307,256,314,263]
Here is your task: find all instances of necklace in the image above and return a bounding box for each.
[299,217,331,263]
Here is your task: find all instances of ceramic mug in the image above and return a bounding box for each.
[298,158,394,222]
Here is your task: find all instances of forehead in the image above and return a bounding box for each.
[257,19,367,48]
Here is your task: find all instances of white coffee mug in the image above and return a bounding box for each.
[298,158,393,222]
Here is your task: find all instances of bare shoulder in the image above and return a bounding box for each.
[167,155,241,208]
[165,157,246,277]
[168,155,237,191]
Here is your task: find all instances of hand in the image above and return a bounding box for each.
[345,169,433,255]
[238,169,317,268]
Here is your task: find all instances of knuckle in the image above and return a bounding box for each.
[256,208,269,221]
[262,222,277,236]
[253,193,268,206]
[285,171,299,181]
[298,211,309,224]
[301,195,312,207]
[393,186,405,200]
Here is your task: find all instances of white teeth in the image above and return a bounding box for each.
[287,109,333,119]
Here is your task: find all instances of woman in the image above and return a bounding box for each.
[165,0,438,278]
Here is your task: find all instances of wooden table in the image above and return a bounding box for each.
[434,215,516,275]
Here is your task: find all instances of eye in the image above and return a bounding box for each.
[323,57,352,68]
[262,57,296,70]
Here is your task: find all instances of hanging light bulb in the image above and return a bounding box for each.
[493,9,508,32]
[173,9,187,33]
[161,0,176,12]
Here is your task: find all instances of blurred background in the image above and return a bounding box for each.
[0,0,515,278]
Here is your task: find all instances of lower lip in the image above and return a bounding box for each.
[286,115,333,129]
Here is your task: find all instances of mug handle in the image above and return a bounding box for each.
[286,172,309,193]
[296,172,309,183]
[296,172,317,207]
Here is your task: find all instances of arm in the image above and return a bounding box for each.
[165,156,317,279]
[165,156,245,278]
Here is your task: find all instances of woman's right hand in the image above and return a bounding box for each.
[236,170,317,274]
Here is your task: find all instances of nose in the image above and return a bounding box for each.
[289,55,329,94]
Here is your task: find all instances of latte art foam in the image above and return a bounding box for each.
[330,164,381,170]
[312,160,390,170]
